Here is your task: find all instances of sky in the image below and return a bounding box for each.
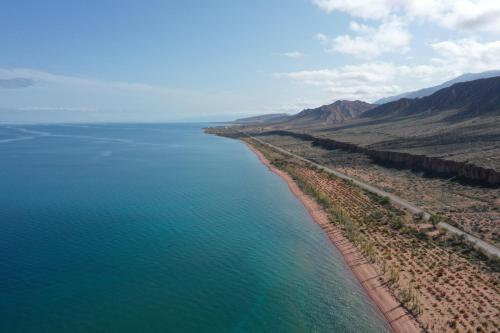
[0,0,499,122]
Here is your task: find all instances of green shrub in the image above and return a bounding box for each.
[429,213,442,226]
[389,215,403,230]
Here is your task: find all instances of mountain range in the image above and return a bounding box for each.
[236,71,500,127]
[364,76,500,119]
[235,73,500,183]
[235,101,375,125]
[375,70,500,104]
[284,100,374,125]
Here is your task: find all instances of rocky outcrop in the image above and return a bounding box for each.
[260,130,500,185]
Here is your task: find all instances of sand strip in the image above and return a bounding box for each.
[246,142,422,333]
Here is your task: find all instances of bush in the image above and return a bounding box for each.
[415,230,429,240]
[378,196,391,206]
[414,212,424,222]
[369,211,384,222]
[429,213,442,226]
[389,215,403,230]
[400,226,414,236]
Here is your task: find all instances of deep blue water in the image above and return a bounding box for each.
[0,123,389,332]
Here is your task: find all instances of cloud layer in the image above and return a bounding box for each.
[272,1,500,104]
[0,78,35,89]
[317,19,411,59]
[277,35,500,102]
[277,63,401,101]
[431,39,500,72]
[312,0,500,33]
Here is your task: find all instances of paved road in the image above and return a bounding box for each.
[240,130,500,258]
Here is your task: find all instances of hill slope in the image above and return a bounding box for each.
[286,100,375,125]
[258,77,500,175]
[364,76,500,119]
[375,70,500,104]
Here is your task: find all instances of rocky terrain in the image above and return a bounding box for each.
[242,77,500,183]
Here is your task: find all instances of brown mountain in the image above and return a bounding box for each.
[287,100,375,125]
[375,70,500,104]
[363,76,500,119]
[257,76,500,182]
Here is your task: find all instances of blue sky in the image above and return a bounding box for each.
[1,0,499,122]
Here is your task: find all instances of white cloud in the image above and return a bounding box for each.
[396,64,445,81]
[407,0,500,33]
[312,0,400,20]
[430,38,500,72]
[283,51,305,58]
[276,62,403,101]
[318,18,411,59]
[312,0,500,34]
[349,21,372,33]
[302,1,500,102]
[279,63,399,85]
[276,36,500,102]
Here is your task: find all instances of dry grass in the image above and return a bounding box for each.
[255,134,500,247]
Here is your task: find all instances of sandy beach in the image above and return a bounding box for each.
[246,142,422,333]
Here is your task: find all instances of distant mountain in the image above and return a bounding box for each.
[375,70,500,104]
[286,100,375,125]
[364,76,500,119]
[235,113,291,124]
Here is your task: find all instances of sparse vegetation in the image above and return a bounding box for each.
[207,128,500,333]
[429,213,442,226]
[250,132,500,248]
[244,137,500,333]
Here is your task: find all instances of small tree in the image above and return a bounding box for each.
[429,213,442,226]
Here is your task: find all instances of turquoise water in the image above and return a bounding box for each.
[0,123,389,332]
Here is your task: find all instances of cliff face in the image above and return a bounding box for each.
[262,130,500,185]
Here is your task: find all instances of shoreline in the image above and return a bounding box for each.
[245,142,422,333]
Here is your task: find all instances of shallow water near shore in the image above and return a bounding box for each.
[0,123,390,332]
